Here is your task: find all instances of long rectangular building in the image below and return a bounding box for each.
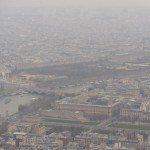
[55,101,123,118]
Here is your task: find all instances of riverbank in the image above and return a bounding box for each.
[0,94,39,116]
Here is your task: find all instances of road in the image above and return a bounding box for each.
[87,118,113,133]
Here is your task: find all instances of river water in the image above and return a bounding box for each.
[0,94,39,116]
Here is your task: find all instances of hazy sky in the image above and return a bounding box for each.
[1,0,150,10]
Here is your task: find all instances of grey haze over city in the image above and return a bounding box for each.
[1,0,150,149]
[1,0,150,69]
[1,0,150,9]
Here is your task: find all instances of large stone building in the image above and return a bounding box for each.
[120,100,150,121]
[55,99,123,118]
